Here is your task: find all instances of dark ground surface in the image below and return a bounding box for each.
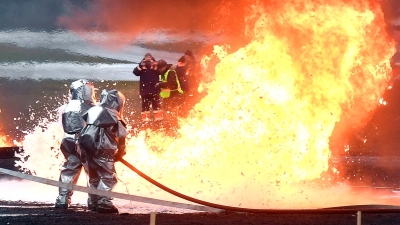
[2,200,400,225]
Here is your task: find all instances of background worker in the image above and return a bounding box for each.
[173,56,191,117]
[181,50,201,116]
[175,56,189,94]
[184,50,198,95]
[133,53,161,124]
[155,59,184,127]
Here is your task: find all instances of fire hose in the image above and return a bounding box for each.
[118,158,400,214]
[2,147,400,213]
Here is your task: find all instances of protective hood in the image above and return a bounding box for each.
[70,79,96,105]
[99,89,125,114]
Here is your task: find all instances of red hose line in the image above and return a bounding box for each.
[119,158,400,214]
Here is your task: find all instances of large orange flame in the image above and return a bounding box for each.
[18,0,395,209]
[121,0,393,207]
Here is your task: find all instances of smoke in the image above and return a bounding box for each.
[57,0,248,49]
[381,0,400,22]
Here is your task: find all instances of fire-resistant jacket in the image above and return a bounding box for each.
[78,89,127,159]
[157,64,183,98]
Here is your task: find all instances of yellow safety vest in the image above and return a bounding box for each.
[159,69,183,98]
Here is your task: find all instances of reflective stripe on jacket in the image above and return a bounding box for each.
[159,69,183,98]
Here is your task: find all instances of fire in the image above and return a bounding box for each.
[121,0,393,207]
[0,123,12,146]
[0,134,10,147]
[16,122,64,178]
[17,0,395,209]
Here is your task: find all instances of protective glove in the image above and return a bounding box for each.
[115,137,126,161]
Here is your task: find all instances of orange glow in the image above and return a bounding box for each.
[0,134,11,147]
[18,0,396,209]
[57,0,247,48]
[0,123,12,146]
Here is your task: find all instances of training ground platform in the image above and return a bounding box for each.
[2,201,400,225]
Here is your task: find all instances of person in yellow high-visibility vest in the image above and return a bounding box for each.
[155,59,184,126]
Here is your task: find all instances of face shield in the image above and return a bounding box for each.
[99,89,126,114]
[70,79,96,105]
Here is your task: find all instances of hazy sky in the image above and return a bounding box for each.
[0,0,85,30]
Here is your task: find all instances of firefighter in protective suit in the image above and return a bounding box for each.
[55,79,96,209]
[78,89,127,213]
